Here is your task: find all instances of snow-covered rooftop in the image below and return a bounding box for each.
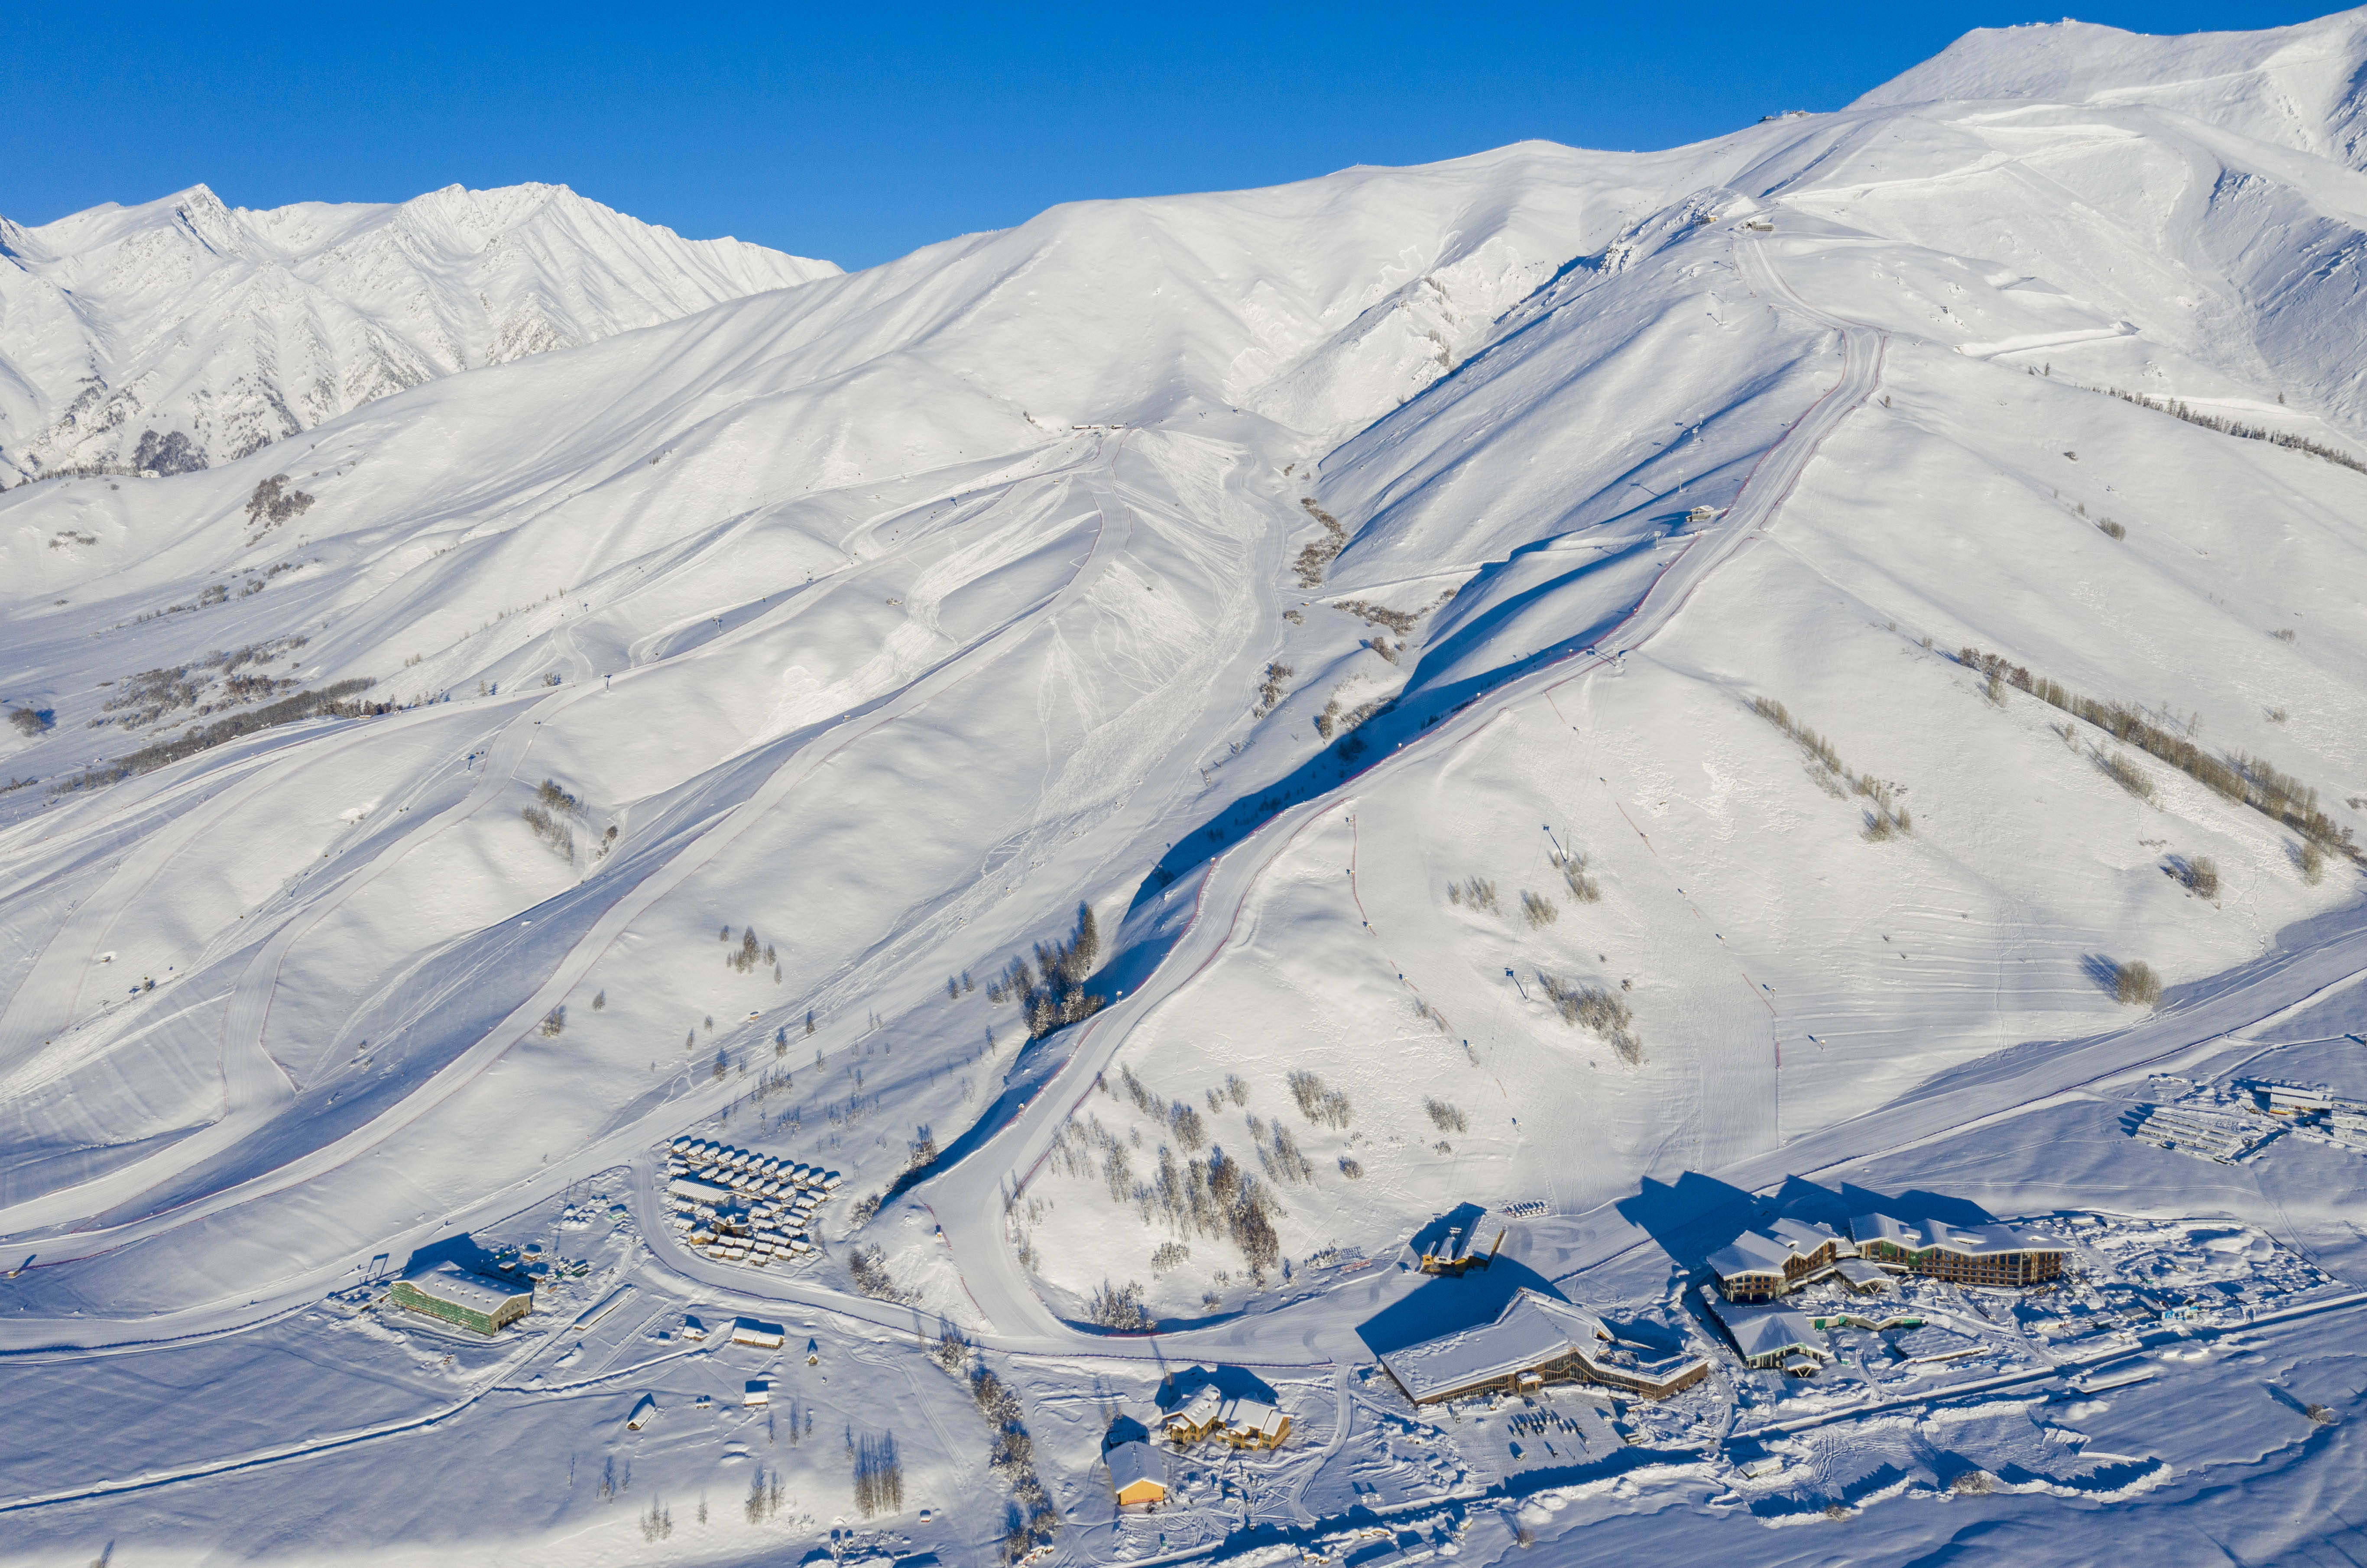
[399,1262,529,1314]
[1106,1439,1164,1496]
[1704,1296,1824,1364]
[1849,1214,2061,1258]
[1378,1288,1608,1403]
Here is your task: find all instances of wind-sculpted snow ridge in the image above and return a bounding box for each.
[4,12,2367,1562]
[0,181,840,478]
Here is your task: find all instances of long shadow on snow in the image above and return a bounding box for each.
[1612,1171,1759,1274]
[1120,520,1680,920]
[906,515,1731,1210]
[1352,1257,1566,1359]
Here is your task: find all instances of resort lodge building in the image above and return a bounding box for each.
[1706,1212,2066,1304]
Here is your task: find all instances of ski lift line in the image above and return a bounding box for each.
[1344,811,1459,1043]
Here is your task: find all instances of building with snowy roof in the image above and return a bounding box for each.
[1703,1294,1828,1374]
[1377,1287,1708,1405]
[1703,1217,1849,1302]
[1848,1213,2065,1288]
[1834,1258,1896,1293]
[1106,1440,1167,1505]
[1162,1383,1223,1443]
[1217,1397,1291,1449]
[730,1317,786,1348]
[389,1261,533,1336]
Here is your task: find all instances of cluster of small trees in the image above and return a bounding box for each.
[1332,598,1420,635]
[1253,662,1293,718]
[2178,856,2220,899]
[2099,752,2154,801]
[1086,1278,1153,1330]
[1168,1099,1206,1150]
[1539,972,1642,1063]
[743,1467,788,1523]
[1261,1122,1314,1183]
[1551,850,1601,902]
[1961,645,2352,865]
[243,473,316,529]
[1293,498,1348,587]
[723,925,775,975]
[2099,385,2367,476]
[1149,1142,1280,1279]
[1754,696,1911,838]
[847,1244,912,1303]
[850,1436,902,1518]
[52,675,373,794]
[1287,1069,1353,1129]
[1448,877,1499,911]
[522,778,580,860]
[1313,688,1390,743]
[986,902,1105,1039]
[962,1359,1056,1557]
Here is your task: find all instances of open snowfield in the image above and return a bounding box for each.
[5,9,2367,1565]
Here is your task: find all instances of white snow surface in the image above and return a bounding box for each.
[3,12,2367,1565]
[0,181,839,476]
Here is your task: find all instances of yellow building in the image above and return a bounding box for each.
[1217,1397,1290,1450]
[1107,1441,1166,1506]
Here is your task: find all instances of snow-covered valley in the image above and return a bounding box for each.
[5,10,2367,1565]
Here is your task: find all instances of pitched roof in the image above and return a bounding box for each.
[1106,1440,1164,1494]
[1377,1288,1608,1403]
[1705,1230,1796,1280]
[1848,1213,2061,1257]
[1220,1397,1287,1438]
[1704,1295,1823,1361]
[1164,1385,1222,1428]
[1767,1216,1842,1253]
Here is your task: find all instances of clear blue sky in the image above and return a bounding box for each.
[1,2,2341,269]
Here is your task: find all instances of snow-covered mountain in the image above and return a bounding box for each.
[0,181,839,479]
[1860,6,2367,168]
[3,12,2367,1563]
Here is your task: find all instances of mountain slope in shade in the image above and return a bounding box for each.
[0,181,839,479]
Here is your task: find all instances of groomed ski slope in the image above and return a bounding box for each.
[3,10,2367,1563]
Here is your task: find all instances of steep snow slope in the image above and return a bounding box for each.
[0,182,839,479]
[3,15,2367,1563]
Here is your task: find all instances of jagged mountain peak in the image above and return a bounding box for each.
[0,181,840,477]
